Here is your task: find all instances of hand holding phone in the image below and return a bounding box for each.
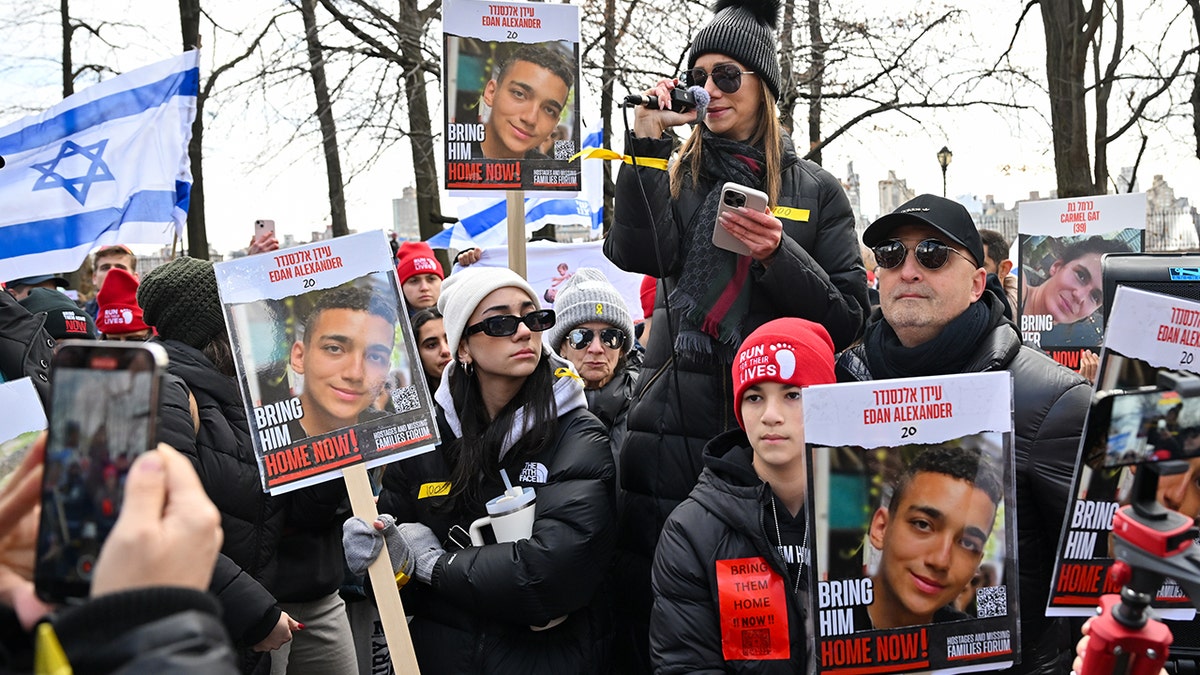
[35,341,167,602]
[712,182,769,257]
[90,444,223,597]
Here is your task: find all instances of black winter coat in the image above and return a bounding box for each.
[603,131,867,625]
[652,432,810,674]
[0,290,53,407]
[836,296,1091,675]
[376,406,616,674]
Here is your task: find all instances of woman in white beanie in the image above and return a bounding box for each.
[343,267,616,673]
[604,0,869,670]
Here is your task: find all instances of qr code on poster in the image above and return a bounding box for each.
[553,140,576,161]
[390,385,421,413]
[740,628,771,657]
[976,585,1007,618]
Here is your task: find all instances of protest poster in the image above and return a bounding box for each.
[451,239,646,319]
[1017,193,1145,371]
[1047,285,1200,620]
[215,231,440,494]
[804,372,1018,674]
[443,0,581,192]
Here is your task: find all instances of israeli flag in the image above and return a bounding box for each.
[429,125,605,249]
[0,51,198,281]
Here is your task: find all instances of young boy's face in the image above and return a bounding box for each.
[740,381,806,472]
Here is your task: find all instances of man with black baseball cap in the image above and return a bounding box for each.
[839,194,1090,675]
[5,274,69,302]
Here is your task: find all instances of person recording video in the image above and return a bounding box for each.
[602,0,868,668]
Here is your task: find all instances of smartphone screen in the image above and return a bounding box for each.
[35,341,167,602]
[1087,386,1200,468]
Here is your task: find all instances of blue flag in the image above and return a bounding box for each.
[0,51,199,281]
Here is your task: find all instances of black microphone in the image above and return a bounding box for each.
[622,86,709,114]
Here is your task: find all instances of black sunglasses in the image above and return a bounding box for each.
[466,309,556,338]
[566,327,626,351]
[872,239,976,271]
[683,64,754,94]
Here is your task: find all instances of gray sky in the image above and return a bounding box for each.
[1,0,1197,255]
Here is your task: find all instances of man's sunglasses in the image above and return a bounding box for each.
[683,64,754,94]
[466,309,556,338]
[872,239,976,271]
[566,327,626,351]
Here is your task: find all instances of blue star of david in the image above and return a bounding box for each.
[30,139,116,205]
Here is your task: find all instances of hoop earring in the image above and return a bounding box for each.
[460,359,474,377]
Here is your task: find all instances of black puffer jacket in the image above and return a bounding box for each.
[376,402,616,674]
[603,131,867,633]
[0,290,53,407]
[836,295,1091,675]
[652,432,809,674]
[154,339,288,585]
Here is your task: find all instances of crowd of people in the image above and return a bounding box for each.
[0,0,1181,674]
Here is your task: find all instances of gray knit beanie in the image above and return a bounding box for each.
[438,267,540,361]
[688,0,782,101]
[137,256,226,350]
[544,268,634,356]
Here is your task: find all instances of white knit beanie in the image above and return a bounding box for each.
[543,268,634,355]
[438,267,540,360]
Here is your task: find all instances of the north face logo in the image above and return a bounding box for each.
[519,462,548,484]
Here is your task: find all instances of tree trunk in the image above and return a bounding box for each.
[299,0,348,238]
[397,0,443,242]
[1190,0,1200,160]
[600,0,617,233]
[806,0,823,164]
[180,0,207,258]
[61,0,72,96]
[1040,0,1100,197]
[777,0,797,132]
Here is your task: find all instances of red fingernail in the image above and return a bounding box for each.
[297,623,305,630]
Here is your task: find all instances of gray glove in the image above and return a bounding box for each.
[381,516,445,584]
[343,516,384,577]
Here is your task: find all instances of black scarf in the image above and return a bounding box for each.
[670,128,765,362]
[864,296,1004,379]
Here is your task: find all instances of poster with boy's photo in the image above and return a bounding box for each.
[1047,285,1200,620]
[443,0,581,191]
[1017,193,1145,371]
[214,231,440,494]
[804,372,1018,674]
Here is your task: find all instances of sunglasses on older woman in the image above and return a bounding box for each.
[683,64,755,94]
[566,327,626,351]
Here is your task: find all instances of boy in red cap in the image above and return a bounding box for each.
[95,268,152,341]
[650,317,835,672]
[395,241,444,313]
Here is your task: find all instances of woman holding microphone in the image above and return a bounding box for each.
[603,0,868,669]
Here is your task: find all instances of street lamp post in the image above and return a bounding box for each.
[937,146,953,197]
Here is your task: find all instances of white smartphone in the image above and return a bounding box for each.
[712,182,767,256]
[254,219,276,239]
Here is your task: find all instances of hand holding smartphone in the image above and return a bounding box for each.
[712,182,767,256]
[35,341,167,603]
[254,219,276,239]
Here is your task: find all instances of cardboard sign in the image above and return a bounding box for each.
[214,231,440,494]
[1047,286,1200,620]
[443,0,582,192]
[805,373,1018,673]
[1016,193,1145,367]
[716,557,790,661]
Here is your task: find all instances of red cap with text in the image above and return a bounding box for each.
[732,318,836,429]
[396,241,444,285]
[96,268,150,335]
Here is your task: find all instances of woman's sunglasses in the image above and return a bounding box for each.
[872,239,976,271]
[466,309,556,338]
[683,64,754,94]
[566,327,626,351]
